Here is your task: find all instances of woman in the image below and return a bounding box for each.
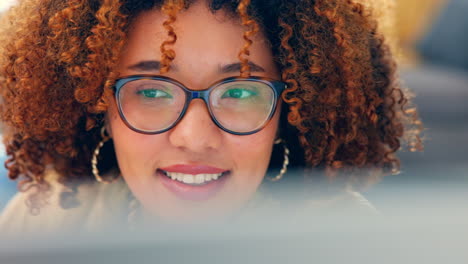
[0,0,421,232]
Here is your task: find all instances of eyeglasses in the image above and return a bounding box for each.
[113,75,286,135]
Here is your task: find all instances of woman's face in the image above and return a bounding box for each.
[107,1,281,222]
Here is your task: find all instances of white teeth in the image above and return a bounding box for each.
[165,172,224,185]
[183,176,194,184]
[177,174,183,181]
[204,174,212,182]
[195,174,204,184]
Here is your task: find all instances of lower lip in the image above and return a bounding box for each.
[158,170,229,201]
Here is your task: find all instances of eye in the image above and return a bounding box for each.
[137,89,173,99]
[221,88,258,99]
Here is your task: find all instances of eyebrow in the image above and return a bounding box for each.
[128,61,178,72]
[220,61,266,73]
[128,60,266,74]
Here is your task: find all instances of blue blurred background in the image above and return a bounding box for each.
[0,135,13,210]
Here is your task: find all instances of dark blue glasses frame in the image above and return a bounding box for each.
[114,75,287,135]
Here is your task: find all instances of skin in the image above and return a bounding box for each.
[106,1,282,223]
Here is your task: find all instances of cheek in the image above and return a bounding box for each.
[106,101,165,180]
[227,108,280,192]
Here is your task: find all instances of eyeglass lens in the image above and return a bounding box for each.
[117,79,276,134]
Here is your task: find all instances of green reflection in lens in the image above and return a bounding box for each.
[221,88,258,99]
[137,89,173,99]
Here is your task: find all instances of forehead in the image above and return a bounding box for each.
[121,2,271,65]
[129,1,244,52]
[117,1,279,84]
[141,6,240,50]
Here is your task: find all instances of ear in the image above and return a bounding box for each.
[275,101,288,140]
[100,87,117,138]
[104,115,113,138]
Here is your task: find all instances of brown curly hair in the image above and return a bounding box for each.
[0,0,422,213]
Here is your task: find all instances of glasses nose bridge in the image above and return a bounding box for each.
[180,89,216,131]
[186,89,211,106]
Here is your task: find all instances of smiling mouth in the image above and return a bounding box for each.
[158,169,230,186]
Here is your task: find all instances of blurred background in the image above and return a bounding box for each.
[362,0,468,215]
[0,0,467,213]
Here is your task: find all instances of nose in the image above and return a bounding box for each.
[168,99,222,152]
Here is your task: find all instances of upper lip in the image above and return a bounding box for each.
[159,164,229,175]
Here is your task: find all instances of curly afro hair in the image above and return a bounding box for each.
[0,0,422,213]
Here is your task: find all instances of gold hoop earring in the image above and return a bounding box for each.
[268,138,290,182]
[92,126,116,183]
